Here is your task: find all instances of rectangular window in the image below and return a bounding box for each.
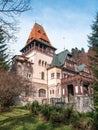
[41,72,44,80]
[63,88,65,95]
[51,73,55,79]
[75,86,78,93]
[57,73,60,79]
[80,86,83,93]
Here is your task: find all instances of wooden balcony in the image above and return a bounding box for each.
[61,74,93,84]
[23,46,54,56]
[66,65,75,72]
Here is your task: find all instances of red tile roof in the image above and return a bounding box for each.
[26,23,51,46]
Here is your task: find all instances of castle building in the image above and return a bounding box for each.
[13,23,94,112]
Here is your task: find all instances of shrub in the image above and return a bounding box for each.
[54,105,64,112]
[93,110,98,130]
[62,107,73,125]
[40,104,54,121]
[31,100,39,115]
[50,110,64,123]
[70,110,80,128]
[78,117,94,130]
[24,103,31,110]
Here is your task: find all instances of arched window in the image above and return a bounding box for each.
[52,90,54,94]
[38,60,41,66]
[42,61,44,66]
[45,62,47,67]
[41,72,44,80]
[39,89,46,97]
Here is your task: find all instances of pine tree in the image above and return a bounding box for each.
[71,47,79,63]
[88,12,98,109]
[0,26,9,70]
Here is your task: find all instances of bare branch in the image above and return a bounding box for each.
[0,0,31,41]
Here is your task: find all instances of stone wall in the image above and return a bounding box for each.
[74,96,94,112]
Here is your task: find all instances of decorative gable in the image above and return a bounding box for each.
[51,50,71,67]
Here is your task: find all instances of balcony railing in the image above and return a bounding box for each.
[23,46,54,56]
[66,65,75,72]
[61,74,93,84]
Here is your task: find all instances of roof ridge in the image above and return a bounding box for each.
[56,49,70,55]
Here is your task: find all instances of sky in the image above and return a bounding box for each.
[10,0,98,56]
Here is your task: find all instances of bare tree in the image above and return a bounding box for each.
[0,70,37,111]
[0,71,26,111]
[0,0,31,40]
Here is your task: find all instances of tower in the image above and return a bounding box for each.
[19,23,56,103]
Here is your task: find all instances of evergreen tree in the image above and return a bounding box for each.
[88,12,98,47]
[0,26,9,70]
[71,47,79,63]
[71,47,86,65]
[88,12,98,109]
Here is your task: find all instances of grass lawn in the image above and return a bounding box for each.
[0,107,74,130]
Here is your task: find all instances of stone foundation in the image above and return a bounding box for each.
[74,96,94,112]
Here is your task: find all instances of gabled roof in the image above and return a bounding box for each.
[26,23,51,46]
[12,55,32,63]
[51,50,71,67]
[77,64,86,72]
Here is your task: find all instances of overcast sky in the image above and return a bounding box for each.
[10,0,98,55]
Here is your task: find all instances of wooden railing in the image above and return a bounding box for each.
[66,65,75,71]
[61,74,93,84]
[23,46,54,56]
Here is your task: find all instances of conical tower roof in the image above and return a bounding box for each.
[26,23,51,46]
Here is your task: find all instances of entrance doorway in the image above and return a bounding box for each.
[67,84,74,102]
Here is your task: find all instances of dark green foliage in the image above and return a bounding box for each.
[77,117,93,130]
[93,110,98,130]
[62,107,73,124]
[24,103,95,129]
[69,110,80,125]
[88,13,98,46]
[24,103,31,110]
[31,100,39,115]
[50,110,64,123]
[25,101,39,115]
[71,47,86,64]
[62,107,80,126]
[88,13,98,130]
[93,82,98,107]
[40,104,53,121]
[71,47,80,63]
[88,12,98,110]
[0,26,9,70]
